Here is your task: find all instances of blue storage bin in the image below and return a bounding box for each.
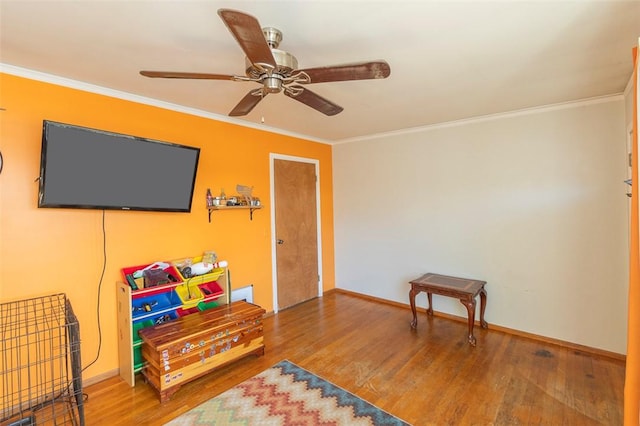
[150,310,177,326]
[131,291,181,320]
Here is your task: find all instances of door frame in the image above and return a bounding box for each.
[269,153,323,314]
[629,123,634,251]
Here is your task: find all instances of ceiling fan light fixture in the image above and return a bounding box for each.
[264,75,283,93]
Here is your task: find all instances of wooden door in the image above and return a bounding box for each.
[274,159,319,310]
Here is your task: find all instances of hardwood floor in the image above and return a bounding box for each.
[82,291,625,425]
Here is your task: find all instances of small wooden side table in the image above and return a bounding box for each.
[409,273,488,346]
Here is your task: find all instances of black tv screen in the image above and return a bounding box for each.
[38,120,200,212]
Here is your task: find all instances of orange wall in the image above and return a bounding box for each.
[0,73,335,381]
[625,46,639,426]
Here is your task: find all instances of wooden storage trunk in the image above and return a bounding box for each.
[138,300,265,402]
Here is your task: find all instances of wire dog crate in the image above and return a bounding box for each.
[1,293,84,426]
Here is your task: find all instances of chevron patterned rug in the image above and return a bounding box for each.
[165,360,411,425]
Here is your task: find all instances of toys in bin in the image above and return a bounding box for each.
[123,261,179,290]
[174,251,227,281]
[153,314,174,325]
[183,262,213,278]
[131,291,181,318]
[133,301,158,313]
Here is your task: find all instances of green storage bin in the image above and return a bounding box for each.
[133,346,145,371]
[197,300,220,311]
[132,319,154,345]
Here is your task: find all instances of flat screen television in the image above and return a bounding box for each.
[38,120,200,212]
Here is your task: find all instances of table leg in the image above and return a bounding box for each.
[409,286,419,329]
[426,292,433,316]
[479,288,488,329]
[460,297,477,346]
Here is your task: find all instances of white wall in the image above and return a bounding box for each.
[333,99,629,354]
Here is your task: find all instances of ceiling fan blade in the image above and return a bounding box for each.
[284,86,343,116]
[218,9,276,71]
[140,71,236,80]
[296,60,391,84]
[229,90,265,116]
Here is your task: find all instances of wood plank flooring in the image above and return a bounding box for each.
[82,291,625,425]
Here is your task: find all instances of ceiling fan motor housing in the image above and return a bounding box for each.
[245,45,299,93]
[245,49,298,77]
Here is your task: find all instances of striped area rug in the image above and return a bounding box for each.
[165,360,411,425]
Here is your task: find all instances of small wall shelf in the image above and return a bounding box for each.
[207,205,263,222]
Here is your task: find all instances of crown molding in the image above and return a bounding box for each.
[1,63,626,147]
[336,93,624,145]
[0,63,330,145]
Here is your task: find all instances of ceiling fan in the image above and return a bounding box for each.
[140,9,391,117]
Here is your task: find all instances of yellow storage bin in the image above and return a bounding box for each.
[175,283,204,309]
[172,256,225,286]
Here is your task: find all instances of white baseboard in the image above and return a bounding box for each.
[232,285,254,303]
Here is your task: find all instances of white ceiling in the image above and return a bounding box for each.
[1,1,639,143]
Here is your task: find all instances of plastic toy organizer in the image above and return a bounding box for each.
[119,258,229,381]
